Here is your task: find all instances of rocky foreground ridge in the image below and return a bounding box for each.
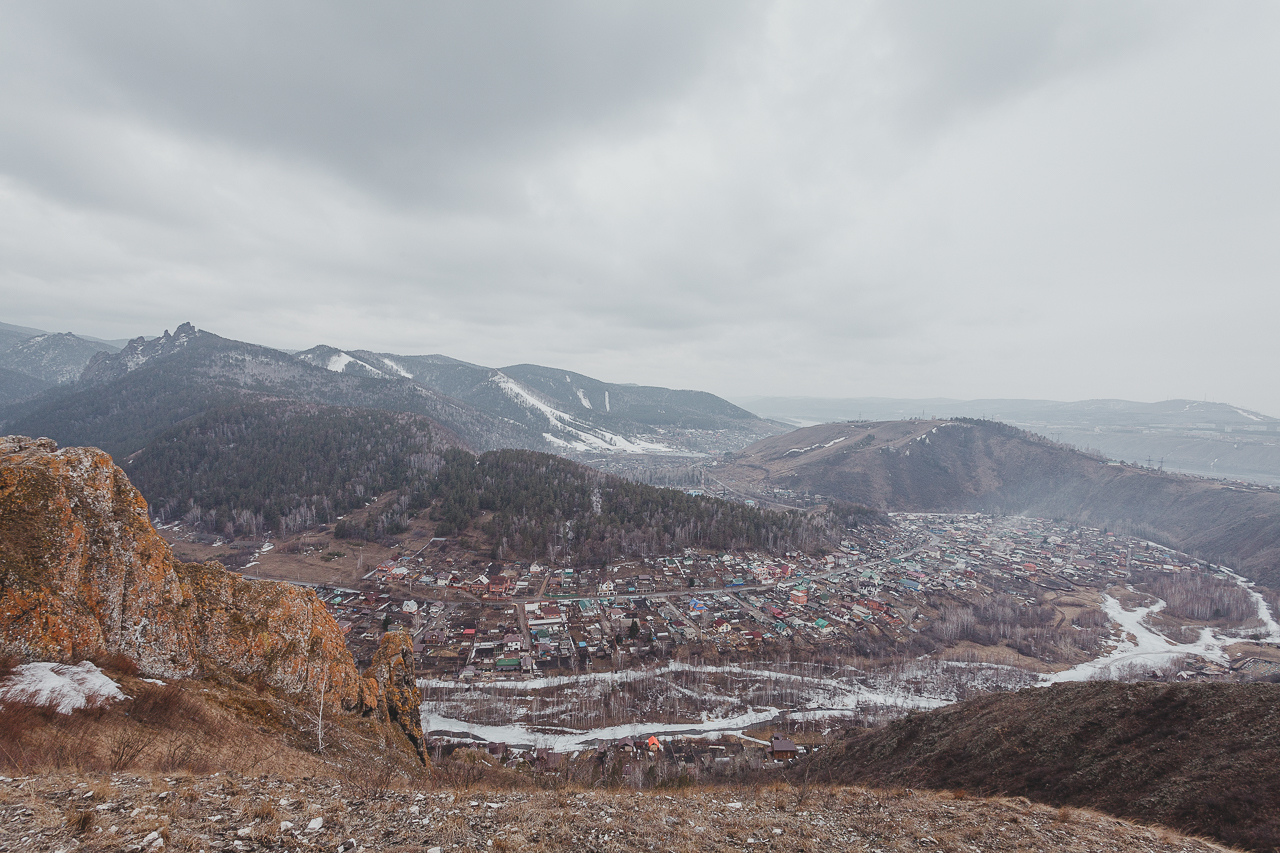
[0,435,419,755]
[0,772,1232,853]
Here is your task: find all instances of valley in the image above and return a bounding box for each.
[4,321,1280,852]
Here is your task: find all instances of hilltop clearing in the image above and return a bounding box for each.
[810,681,1280,852]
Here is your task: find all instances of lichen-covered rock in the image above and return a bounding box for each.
[367,631,425,760]
[0,435,362,708]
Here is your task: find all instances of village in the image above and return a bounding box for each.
[191,503,1280,781]
[308,511,1273,683]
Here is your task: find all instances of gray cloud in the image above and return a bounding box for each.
[1,1,1277,416]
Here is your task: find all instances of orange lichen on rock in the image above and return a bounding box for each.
[367,631,425,759]
[0,435,362,709]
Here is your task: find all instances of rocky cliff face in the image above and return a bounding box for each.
[0,435,367,707]
[366,631,425,760]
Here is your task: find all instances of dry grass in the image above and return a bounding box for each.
[0,670,426,787]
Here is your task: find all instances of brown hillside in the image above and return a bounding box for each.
[811,681,1280,852]
[721,419,1280,587]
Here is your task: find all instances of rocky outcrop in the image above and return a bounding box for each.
[80,322,200,385]
[366,631,425,760]
[0,435,362,707]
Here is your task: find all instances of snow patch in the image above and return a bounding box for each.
[576,388,592,409]
[0,661,126,713]
[380,357,414,379]
[785,435,849,455]
[1232,407,1263,422]
[492,373,670,453]
[326,352,356,372]
[326,351,387,378]
[604,390,610,413]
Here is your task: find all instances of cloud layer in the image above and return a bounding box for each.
[2,1,1277,414]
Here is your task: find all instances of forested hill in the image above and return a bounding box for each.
[400,448,840,564]
[124,402,462,539]
[119,402,849,561]
[3,324,536,457]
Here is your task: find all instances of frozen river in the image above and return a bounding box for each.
[421,568,1280,749]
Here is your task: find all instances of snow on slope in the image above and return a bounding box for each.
[325,351,386,377]
[380,357,414,379]
[785,435,849,455]
[0,661,125,713]
[491,372,670,453]
[576,388,592,409]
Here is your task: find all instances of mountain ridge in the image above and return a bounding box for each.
[738,395,1280,485]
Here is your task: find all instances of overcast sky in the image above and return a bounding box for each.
[2,2,1277,415]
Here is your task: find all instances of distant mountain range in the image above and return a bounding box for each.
[293,344,774,455]
[0,322,780,460]
[737,395,1280,486]
[0,321,127,405]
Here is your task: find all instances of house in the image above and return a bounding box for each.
[535,749,563,769]
[769,736,798,761]
[789,590,808,606]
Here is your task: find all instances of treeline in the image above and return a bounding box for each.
[924,594,1109,661]
[127,406,880,559]
[1130,569,1257,626]
[128,402,449,538]
[390,448,840,563]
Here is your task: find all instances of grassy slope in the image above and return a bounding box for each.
[812,681,1280,852]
